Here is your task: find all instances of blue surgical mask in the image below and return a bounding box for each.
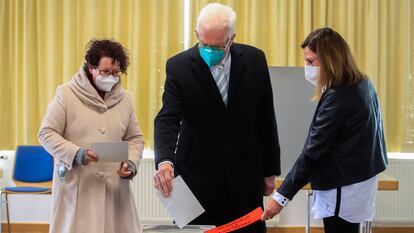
[199,47,225,68]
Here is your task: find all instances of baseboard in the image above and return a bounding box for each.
[1,222,49,233]
[1,223,413,233]
[267,226,325,233]
[267,226,414,233]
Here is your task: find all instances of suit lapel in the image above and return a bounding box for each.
[190,45,225,105]
[228,44,244,106]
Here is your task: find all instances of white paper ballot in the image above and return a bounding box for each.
[155,176,205,229]
[90,141,128,162]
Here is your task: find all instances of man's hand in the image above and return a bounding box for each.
[264,176,276,196]
[117,162,132,178]
[153,163,174,197]
[261,199,283,221]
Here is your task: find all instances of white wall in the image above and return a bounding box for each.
[0,150,413,227]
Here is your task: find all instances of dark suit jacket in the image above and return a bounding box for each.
[154,43,280,230]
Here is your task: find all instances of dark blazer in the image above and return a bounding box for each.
[278,78,388,200]
[155,43,281,231]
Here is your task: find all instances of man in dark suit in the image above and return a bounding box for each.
[153,3,280,232]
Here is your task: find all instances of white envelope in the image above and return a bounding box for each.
[90,141,128,162]
[155,176,205,229]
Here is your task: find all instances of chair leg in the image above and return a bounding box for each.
[0,192,3,233]
[5,193,11,233]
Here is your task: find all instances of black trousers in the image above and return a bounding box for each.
[189,173,266,233]
[322,187,359,233]
[323,216,359,233]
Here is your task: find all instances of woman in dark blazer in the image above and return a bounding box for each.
[261,27,388,233]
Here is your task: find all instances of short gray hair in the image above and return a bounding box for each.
[196,3,236,38]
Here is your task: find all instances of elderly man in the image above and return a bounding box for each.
[154,3,280,232]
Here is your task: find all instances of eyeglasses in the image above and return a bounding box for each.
[305,57,319,66]
[198,38,231,50]
[94,68,122,77]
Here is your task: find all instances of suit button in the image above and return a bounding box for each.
[226,147,232,153]
[96,172,105,180]
[98,128,106,134]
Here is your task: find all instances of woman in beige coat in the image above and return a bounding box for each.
[38,39,144,233]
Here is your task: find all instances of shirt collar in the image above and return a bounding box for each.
[211,50,231,70]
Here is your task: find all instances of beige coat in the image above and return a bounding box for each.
[38,66,144,233]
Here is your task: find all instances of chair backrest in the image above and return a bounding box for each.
[13,145,53,184]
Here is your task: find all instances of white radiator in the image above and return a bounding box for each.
[132,158,171,224]
[131,157,280,226]
[1,150,411,226]
[132,156,414,226]
[375,157,414,225]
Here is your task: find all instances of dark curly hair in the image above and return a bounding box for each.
[84,39,129,73]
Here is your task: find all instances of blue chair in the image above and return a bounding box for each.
[1,145,53,233]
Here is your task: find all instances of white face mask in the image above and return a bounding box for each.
[94,75,119,92]
[304,65,319,86]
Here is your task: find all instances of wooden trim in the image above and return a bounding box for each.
[1,223,49,233]
[2,190,51,194]
[275,172,399,191]
[372,227,414,233]
[267,226,324,233]
[267,226,414,233]
[13,180,52,189]
[1,223,412,233]
[377,173,399,190]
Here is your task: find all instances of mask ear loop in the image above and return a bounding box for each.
[222,37,233,57]
[91,67,100,76]
[222,37,231,49]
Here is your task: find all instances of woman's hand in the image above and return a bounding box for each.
[117,162,132,178]
[261,199,284,221]
[85,150,99,164]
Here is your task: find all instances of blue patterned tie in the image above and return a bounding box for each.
[213,64,229,105]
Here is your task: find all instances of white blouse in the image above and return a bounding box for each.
[272,175,378,223]
[312,175,378,223]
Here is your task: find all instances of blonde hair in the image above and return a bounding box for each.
[302,28,366,100]
[196,3,236,38]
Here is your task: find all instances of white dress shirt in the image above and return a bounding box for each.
[273,175,378,223]
[210,52,231,86]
